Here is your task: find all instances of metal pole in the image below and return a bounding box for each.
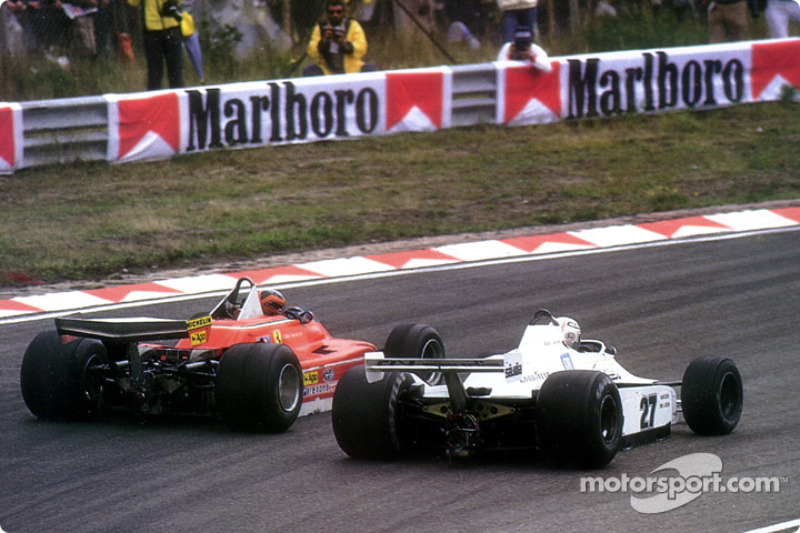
[283,0,292,43]
[569,0,580,37]
[389,0,458,65]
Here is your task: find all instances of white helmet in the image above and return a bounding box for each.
[557,317,581,348]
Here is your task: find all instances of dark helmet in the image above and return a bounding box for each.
[260,289,287,315]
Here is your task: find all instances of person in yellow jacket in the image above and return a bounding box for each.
[303,0,375,76]
[127,0,184,90]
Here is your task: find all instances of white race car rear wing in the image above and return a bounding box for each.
[365,351,505,410]
[364,351,505,374]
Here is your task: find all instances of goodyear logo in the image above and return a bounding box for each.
[304,371,319,386]
[186,315,212,330]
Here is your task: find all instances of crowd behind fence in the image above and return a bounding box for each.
[0,0,710,75]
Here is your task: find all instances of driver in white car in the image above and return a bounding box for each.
[557,316,581,349]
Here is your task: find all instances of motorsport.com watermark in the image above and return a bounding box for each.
[580,453,786,514]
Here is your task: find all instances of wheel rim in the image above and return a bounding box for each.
[419,338,444,385]
[277,363,301,412]
[80,352,106,408]
[599,394,620,444]
[719,371,741,420]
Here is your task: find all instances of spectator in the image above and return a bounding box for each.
[2,0,28,55]
[593,0,618,18]
[21,0,66,50]
[704,0,750,42]
[764,0,800,38]
[439,0,492,51]
[303,0,375,76]
[497,0,538,44]
[64,0,99,57]
[496,25,551,72]
[126,0,183,90]
[92,0,113,57]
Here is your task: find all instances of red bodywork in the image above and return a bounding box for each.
[175,313,376,410]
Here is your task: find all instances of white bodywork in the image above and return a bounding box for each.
[366,320,678,438]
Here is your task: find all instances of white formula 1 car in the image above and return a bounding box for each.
[331,310,743,468]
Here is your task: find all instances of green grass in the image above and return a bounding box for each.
[0,7,794,287]
[1,100,799,287]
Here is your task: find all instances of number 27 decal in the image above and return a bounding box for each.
[640,393,657,429]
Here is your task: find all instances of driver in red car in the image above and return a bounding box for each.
[261,289,315,323]
[260,289,287,316]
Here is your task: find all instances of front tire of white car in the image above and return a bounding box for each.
[681,357,742,435]
[536,370,623,469]
[331,365,411,460]
[384,323,445,385]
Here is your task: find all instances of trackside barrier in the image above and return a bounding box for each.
[1,38,799,174]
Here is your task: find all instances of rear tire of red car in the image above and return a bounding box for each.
[536,370,623,469]
[384,323,445,385]
[217,343,303,432]
[681,357,743,435]
[331,365,411,460]
[20,331,109,421]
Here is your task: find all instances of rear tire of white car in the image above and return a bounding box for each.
[536,370,623,469]
[331,365,410,460]
[217,343,302,432]
[681,357,742,435]
[20,331,108,421]
[384,323,445,385]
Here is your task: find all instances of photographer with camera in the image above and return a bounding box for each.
[496,26,551,73]
[303,0,374,76]
[126,0,184,90]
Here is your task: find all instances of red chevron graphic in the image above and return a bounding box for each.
[86,282,184,303]
[366,249,459,269]
[386,71,444,130]
[503,62,562,123]
[640,216,731,238]
[117,93,181,159]
[501,232,595,253]
[751,40,800,100]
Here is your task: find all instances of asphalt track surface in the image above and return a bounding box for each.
[1,228,799,533]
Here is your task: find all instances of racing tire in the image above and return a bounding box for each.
[331,365,411,460]
[20,331,109,421]
[536,370,623,469]
[681,357,743,435]
[384,323,445,385]
[217,343,303,432]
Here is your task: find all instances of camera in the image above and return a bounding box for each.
[331,25,345,39]
[513,36,531,52]
[160,0,182,22]
[512,26,533,53]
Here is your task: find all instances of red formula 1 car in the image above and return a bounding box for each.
[20,277,440,432]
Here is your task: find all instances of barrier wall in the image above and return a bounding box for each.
[2,38,799,173]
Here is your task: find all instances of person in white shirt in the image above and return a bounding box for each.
[765,0,800,38]
[496,26,552,73]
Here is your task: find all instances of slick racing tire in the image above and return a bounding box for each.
[537,370,623,469]
[681,357,743,435]
[217,343,303,432]
[20,331,109,421]
[331,365,411,460]
[384,323,445,385]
